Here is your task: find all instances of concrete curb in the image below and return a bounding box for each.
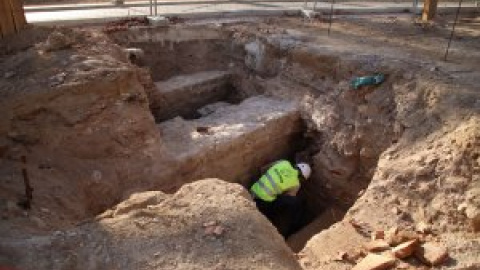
[25,0,307,12]
[30,9,300,26]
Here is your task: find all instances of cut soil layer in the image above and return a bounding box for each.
[150,70,241,122]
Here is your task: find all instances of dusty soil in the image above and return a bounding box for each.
[0,12,479,270]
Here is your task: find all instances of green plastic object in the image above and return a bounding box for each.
[351,74,385,90]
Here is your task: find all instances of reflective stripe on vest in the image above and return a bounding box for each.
[257,178,274,197]
[265,172,282,194]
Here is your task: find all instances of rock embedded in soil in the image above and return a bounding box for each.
[42,31,73,52]
[414,242,448,266]
[465,206,480,232]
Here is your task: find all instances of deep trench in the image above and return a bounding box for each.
[110,27,360,252]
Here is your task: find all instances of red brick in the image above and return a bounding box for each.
[352,253,396,270]
[392,239,419,259]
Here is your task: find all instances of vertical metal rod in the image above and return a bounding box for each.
[444,0,463,61]
[149,0,153,15]
[154,0,158,16]
[21,156,33,209]
[413,0,419,15]
[313,0,318,10]
[328,0,335,36]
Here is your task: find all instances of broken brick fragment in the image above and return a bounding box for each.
[352,253,396,270]
[392,239,419,259]
[364,240,391,252]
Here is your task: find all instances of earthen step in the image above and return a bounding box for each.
[287,206,345,252]
[150,70,233,122]
[157,96,302,189]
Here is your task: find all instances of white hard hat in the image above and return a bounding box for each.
[296,163,312,179]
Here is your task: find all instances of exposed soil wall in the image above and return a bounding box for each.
[109,27,244,81]
[0,29,170,234]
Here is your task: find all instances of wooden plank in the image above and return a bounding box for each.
[422,0,439,21]
[0,0,16,36]
[9,0,27,31]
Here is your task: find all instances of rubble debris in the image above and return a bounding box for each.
[41,31,73,52]
[364,240,391,252]
[371,230,385,240]
[392,239,419,259]
[391,207,401,215]
[352,253,396,270]
[333,251,348,261]
[349,219,371,236]
[414,242,448,266]
[203,220,225,236]
[103,17,149,33]
[415,221,431,234]
[395,261,411,269]
[465,206,480,232]
[385,228,419,246]
[213,225,224,236]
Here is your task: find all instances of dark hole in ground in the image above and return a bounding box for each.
[247,131,347,251]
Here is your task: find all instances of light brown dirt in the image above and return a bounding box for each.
[2,179,303,270]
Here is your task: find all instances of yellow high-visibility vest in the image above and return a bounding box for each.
[250,160,300,202]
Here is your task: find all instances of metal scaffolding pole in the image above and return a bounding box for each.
[413,0,419,15]
[328,0,335,36]
[444,0,463,61]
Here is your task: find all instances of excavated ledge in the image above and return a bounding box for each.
[157,96,302,189]
[150,70,236,121]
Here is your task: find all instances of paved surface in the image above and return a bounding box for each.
[25,1,478,25]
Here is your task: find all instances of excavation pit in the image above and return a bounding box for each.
[8,15,477,269]
[107,26,365,251]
